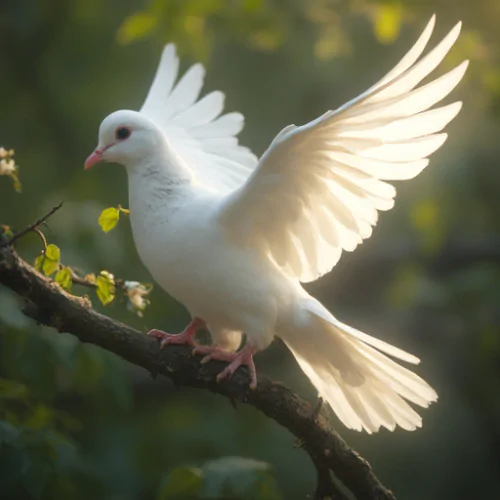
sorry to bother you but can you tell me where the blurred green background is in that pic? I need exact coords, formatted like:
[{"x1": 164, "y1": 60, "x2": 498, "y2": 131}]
[{"x1": 1, "y1": 0, "x2": 500, "y2": 498}]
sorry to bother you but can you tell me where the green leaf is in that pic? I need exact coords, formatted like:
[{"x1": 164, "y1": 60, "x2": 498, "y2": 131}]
[
  {"x1": 42, "y1": 259, "x2": 59, "y2": 276},
  {"x1": 34, "y1": 255, "x2": 44, "y2": 271},
  {"x1": 96, "y1": 271, "x2": 115, "y2": 305},
  {"x1": 200, "y1": 457, "x2": 281, "y2": 499},
  {"x1": 98, "y1": 207, "x2": 120, "y2": 233},
  {"x1": 42, "y1": 244, "x2": 61, "y2": 276},
  {"x1": 117, "y1": 12, "x2": 158, "y2": 45},
  {"x1": 45, "y1": 244, "x2": 60, "y2": 261},
  {"x1": 55, "y1": 267, "x2": 72, "y2": 291},
  {"x1": 158, "y1": 466, "x2": 203, "y2": 500}
]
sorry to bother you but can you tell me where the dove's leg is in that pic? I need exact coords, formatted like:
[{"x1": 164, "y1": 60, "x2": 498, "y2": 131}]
[
  {"x1": 147, "y1": 317, "x2": 205, "y2": 348},
  {"x1": 193, "y1": 343, "x2": 258, "y2": 389}
]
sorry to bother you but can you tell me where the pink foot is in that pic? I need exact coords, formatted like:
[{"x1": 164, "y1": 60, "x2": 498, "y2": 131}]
[
  {"x1": 147, "y1": 317, "x2": 205, "y2": 348},
  {"x1": 194, "y1": 344, "x2": 258, "y2": 389},
  {"x1": 192, "y1": 345, "x2": 236, "y2": 364},
  {"x1": 148, "y1": 329, "x2": 196, "y2": 347}
]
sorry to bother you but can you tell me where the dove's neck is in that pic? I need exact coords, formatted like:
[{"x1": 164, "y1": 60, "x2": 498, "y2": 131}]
[{"x1": 125, "y1": 143, "x2": 195, "y2": 217}]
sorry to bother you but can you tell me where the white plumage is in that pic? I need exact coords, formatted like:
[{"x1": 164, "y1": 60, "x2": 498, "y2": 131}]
[
  {"x1": 221, "y1": 17, "x2": 466, "y2": 282},
  {"x1": 140, "y1": 44, "x2": 257, "y2": 194},
  {"x1": 86, "y1": 16, "x2": 467, "y2": 433}
]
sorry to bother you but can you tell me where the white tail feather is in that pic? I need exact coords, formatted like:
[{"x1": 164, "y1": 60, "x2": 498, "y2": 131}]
[{"x1": 281, "y1": 299, "x2": 437, "y2": 433}]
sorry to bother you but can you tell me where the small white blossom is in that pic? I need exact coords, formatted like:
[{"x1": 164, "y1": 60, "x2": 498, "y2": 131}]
[
  {"x1": 124, "y1": 281, "x2": 151, "y2": 317},
  {"x1": 0, "y1": 159, "x2": 16, "y2": 176},
  {"x1": 0, "y1": 147, "x2": 13, "y2": 159},
  {"x1": 0, "y1": 148, "x2": 21, "y2": 191},
  {"x1": 124, "y1": 280, "x2": 140, "y2": 290}
]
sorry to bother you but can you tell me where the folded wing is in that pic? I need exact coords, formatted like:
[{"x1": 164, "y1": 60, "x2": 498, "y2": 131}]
[
  {"x1": 220, "y1": 16, "x2": 468, "y2": 282},
  {"x1": 140, "y1": 45, "x2": 257, "y2": 194}
]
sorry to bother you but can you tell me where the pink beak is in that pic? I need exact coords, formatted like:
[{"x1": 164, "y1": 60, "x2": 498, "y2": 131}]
[
  {"x1": 84, "y1": 144, "x2": 113, "y2": 170},
  {"x1": 84, "y1": 150, "x2": 103, "y2": 170}
]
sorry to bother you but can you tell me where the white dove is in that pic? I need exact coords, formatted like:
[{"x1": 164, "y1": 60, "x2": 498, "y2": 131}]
[{"x1": 85, "y1": 16, "x2": 467, "y2": 433}]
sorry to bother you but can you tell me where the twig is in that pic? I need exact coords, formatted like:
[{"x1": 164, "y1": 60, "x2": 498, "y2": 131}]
[
  {"x1": 69, "y1": 269, "x2": 96, "y2": 289},
  {"x1": 69, "y1": 269, "x2": 128, "y2": 292},
  {"x1": 0, "y1": 239, "x2": 396, "y2": 500},
  {"x1": 6, "y1": 202, "x2": 63, "y2": 247},
  {"x1": 32, "y1": 229, "x2": 47, "y2": 250},
  {"x1": 3, "y1": 204, "x2": 129, "y2": 294}
]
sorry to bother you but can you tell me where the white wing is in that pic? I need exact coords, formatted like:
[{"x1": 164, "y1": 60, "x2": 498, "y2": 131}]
[
  {"x1": 220, "y1": 16, "x2": 468, "y2": 282},
  {"x1": 140, "y1": 44, "x2": 257, "y2": 194}
]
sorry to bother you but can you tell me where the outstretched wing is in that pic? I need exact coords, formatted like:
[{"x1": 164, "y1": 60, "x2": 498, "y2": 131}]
[
  {"x1": 220, "y1": 16, "x2": 468, "y2": 282},
  {"x1": 140, "y1": 45, "x2": 257, "y2": 194}
]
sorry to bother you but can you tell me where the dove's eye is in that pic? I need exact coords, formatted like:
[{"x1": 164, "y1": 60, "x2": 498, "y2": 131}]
[{"x1": 115, "y1": 127, "x2": 131, "y2": 140}]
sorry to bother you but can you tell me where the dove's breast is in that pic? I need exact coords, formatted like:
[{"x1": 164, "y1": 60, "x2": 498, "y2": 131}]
[{"x1": 128, "y1": 185, "x2": 295, "y2": 348}]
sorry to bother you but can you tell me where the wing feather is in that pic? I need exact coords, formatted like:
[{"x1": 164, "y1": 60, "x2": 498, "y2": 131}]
[
  {"x1": 140, "y1": 45, "x2": 257, "y2": 193},
  {"x1": 220, "y1": 18, "x2": 467, "y2": 282}
]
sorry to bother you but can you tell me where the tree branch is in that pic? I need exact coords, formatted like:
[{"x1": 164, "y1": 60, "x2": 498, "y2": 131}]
[
  {"x1": 0, "y1": 239, "x2": 395, "y2": 500},
  {"x1": 4, "y1": 201, "x2": 63, "y2": 247}
]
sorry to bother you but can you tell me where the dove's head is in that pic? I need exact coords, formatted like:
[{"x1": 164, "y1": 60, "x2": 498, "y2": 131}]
[{"x1": 85, "y1": 110, "x2": 163, "y2": 170}]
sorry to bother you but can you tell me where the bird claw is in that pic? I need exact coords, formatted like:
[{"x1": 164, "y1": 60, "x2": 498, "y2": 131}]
[
  {"x1": 147, "y1": 329, "x2": 197, "y2": 348},
  {"x1": 192, "y1": 345, "x2": 236, "y2": 364},
  {"x1": 194, "y1": 344, "x2": 258, "y2": 389},
  {"x1": 147, "y1": 317, "x2": 205, "y2": 348}
]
